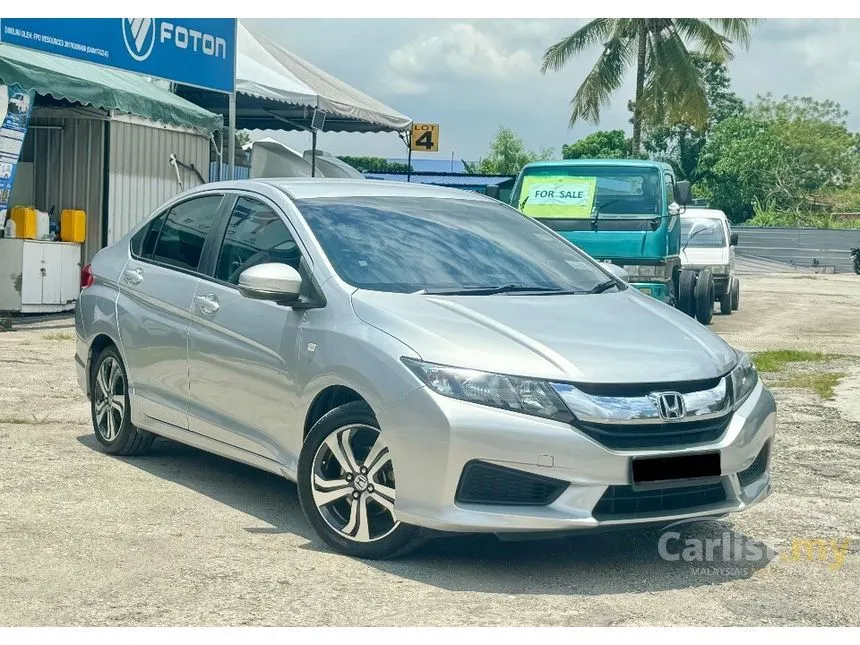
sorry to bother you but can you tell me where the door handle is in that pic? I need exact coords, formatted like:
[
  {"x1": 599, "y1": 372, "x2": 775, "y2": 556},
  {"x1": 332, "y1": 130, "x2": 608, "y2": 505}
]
[
  {"x1": 123, "y1": 268, "x2": 143, "y2": 285},
  {"x1": 194, "y1": 294, "x2": 220, "y2": 315}
]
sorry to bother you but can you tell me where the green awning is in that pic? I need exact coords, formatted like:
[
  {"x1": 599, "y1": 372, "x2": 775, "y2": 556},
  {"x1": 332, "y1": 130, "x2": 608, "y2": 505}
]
[{"x1": 0, "y1": 43, "x2": 222, "y2": 135}]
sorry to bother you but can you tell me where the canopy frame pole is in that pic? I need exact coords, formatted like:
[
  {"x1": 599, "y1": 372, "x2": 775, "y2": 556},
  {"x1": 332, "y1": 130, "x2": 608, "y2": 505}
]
[
  {"x1": 311, "y1": 130, "x2": 317, "y2": 177},
  {"x1": 227, "y1": 92, "x2": 236, "y2": 180},
  {"x1": 406, "y1": 128, "x2": 412, "y2": 183}
]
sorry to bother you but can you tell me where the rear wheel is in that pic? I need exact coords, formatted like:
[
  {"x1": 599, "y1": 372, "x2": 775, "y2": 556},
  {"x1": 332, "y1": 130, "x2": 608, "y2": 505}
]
[
  {"x1": 694, "y1": 268, "x2": 715, "y2": 325},
  {"x1": 731, "y1": 278, "x2": 740, "y2": 311},
  {"x1": 719, "y1": 291, "x2": 732, "y2": 315},
  {"x1": 90, "y1": 346, "x2": 153, "y2": 456},
  {"x1": 298, "y1": 400, "x2": 423, "y2": 559}
]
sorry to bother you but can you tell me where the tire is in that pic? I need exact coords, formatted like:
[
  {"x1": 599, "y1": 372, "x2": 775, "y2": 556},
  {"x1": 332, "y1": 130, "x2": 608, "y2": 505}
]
[
  {"x1": 694, "y1": 268, "x2": 715, "y2": 325},
  {"x1": 298, "y1": 400, "x2": 423, "y2": 559},
  {"x1": 90, "y1": 346, "x2": 154, "y2": 456},
  {"x1": 678, "y1": 269, "x2": 697, "y2": 317},
  {"x1": 719, "y1": 291, "x2": 732, "y2": 315},
  {"x1": 731, "y1": 278, "x2": 740, "y2": 311}
]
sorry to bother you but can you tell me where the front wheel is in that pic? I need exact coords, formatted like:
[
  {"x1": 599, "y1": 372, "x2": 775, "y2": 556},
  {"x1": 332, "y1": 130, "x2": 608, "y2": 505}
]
[
  {"x1": 854, "y1": 258, "x2": 860, "y2": 275},
  {"x1": 298, "y1": 400, "x2": 423, "y2": 559},
  {"x1": 678, "y1": 269, "x2": 697, "y2": 318},
  {"x1": 731, "y1": 278, "x2": 740, "y2": 311},
  {"x1": 694, "y1": 268, "x2": 715, "y2": 325}
]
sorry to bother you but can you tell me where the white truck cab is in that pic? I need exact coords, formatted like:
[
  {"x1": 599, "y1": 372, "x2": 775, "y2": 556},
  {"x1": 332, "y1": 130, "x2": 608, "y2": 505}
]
[{"x1": 680, "y1": 208, "x2": 740, "y2": 315}]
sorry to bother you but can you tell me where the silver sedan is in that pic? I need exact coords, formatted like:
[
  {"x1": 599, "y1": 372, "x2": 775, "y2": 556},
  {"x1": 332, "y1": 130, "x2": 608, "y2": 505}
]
[{"x1": 75, "y1": 179, "x2": 776, "y2": 559}]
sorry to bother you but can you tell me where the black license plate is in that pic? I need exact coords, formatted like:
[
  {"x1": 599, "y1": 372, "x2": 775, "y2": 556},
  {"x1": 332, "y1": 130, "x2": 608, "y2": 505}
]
[{"x1": 632, "y1": 451, "x2": 720, "y2": 485}]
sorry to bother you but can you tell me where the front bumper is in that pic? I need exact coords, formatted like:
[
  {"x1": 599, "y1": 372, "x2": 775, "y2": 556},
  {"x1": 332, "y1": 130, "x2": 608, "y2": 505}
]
[{"x1": 378, "y1": 380, "x2": 776, "y2": 534}]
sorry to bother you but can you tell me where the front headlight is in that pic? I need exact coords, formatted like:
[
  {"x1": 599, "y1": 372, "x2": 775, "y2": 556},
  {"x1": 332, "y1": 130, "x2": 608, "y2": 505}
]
[
  {"x1": 730, "y1": 353, "x2": 759, "y2": 408},
  {"x1": 401, "y1": 358, "x2": 573, "y2": 422},
  {"x1": 622, "y1": 264, "x2": 670, "y2": 280}
]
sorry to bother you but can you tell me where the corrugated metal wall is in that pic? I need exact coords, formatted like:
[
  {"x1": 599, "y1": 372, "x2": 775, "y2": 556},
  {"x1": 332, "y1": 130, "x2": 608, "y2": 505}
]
[
  {"x1": 29, "y1": 115, "x2": 105, "y2": 263},
  {"x1": 734, "y1": 226, "x2": 860, "y2": 273},
  {"x1": 106, "y1": 120, "x2": 209, "y2": 245}
]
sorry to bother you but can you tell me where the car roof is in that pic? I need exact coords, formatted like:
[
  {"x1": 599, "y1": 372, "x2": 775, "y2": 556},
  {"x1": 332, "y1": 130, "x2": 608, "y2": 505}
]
[
  {"x1": 520, "y1": 158, "x2": 674, "y2": 172},
  {"x1": 681, "y1": 208, "x2": 728, "y2": 220},
  {"x1": 195, "y1": 178, "x2": 495, "y2": 202}
]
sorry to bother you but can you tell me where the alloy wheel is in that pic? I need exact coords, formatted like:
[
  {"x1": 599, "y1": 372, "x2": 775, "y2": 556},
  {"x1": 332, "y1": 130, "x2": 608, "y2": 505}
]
[
  {"x1": 311, "y1": 424, "x2": 399, "y2": 543},
  {"x1": 94, "y1": 357, "x2": 126, "y2": 442}
]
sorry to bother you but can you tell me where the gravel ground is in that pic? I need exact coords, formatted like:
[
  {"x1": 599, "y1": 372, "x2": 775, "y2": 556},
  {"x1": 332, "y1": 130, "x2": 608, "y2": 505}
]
[{"x1": 1, "y1": 273, "x2": 858, "y2": 626}]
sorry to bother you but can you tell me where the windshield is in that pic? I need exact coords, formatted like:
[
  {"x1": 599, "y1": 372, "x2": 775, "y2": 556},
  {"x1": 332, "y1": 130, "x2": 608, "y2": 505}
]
[
  {"x1": 294, "y1": 196, "x2": 618, "y2": 294},
  {"x1": 682, "y1": 217, "x2": 727, "y2": 248},
  {"x1": 513, "y1": 165, "x2": 662, "y2": 218}
]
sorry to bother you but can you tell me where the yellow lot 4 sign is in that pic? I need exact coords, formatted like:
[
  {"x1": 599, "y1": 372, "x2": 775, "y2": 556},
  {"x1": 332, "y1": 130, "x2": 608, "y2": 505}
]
[{"x1": 410, "y1": 123, "x2": 439, "y2": 152}]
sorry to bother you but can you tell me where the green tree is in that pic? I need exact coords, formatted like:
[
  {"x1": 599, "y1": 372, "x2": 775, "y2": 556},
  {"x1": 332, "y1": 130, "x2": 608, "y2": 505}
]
[
  {"x1": 472, "y1": 127, "x2": 553, "y2": 175},
  {"x1": 697, "y1": 95, "x2": 860, "y2": 221},
  {"x1": 643, "y1": 54, "x2": 745, "y2": 181},
  {"x1": 562, "y1": 130, "x2": 632, "y2": 159},
  {"x1": 541, "y1": 19, "x2": 756, "y2": 155},
  {"x1": 235, "y1": 130, "x2": 251, "y2": 148},
  {"x1": 337, "y1": 156, "x2": 411, "y2": 173}
]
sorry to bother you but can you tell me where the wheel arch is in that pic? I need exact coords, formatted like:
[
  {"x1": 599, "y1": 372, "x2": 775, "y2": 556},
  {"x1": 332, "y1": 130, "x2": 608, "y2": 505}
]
[{"x1": 304, "y1": 385, "x2": 369, "y2": 438}]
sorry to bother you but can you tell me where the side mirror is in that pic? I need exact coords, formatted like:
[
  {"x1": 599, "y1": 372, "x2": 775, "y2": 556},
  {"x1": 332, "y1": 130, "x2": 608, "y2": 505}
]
[
  {"x1": 603, "y1": 263, "x2": 629, "y2": 283},
  {"x1": 674, "y1": 181, "x2": 692, "y2": 206},
  {"x1": 238, "y1": 263, "x2": 302, "y2": 303},
  {"x1": 730, "y1": 232, "x2": 739, "y2": 246}
]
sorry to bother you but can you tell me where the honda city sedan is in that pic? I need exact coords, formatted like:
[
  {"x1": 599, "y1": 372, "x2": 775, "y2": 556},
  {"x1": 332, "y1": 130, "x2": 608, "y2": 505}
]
[{"x1": 75, "y1": 179, "x2": 776, "y2": 559}]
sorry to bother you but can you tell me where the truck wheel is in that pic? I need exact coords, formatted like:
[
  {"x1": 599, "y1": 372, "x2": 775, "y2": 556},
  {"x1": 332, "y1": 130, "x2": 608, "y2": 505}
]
[
  {"x1": 730, "y1": 278, "x2": 740, "y2": 311},
  {"x1": 719, "y1": 293, "x2": 732, "y2": 315},
  {"x1": 694, "y1": 268, "x2": 715, "y2": 325},
  {"x1": 678, "y1": 269, "x2": 697, "y2": 317}
]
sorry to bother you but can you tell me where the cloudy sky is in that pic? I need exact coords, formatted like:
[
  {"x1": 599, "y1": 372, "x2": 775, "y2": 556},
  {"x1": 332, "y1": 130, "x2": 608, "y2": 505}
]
[{"x1": 241, "y1": 18, "x2": 860, "y2": 162}]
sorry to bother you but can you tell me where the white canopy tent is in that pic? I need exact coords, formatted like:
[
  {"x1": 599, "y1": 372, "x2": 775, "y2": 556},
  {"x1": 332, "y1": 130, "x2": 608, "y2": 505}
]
[{"x1": 176, "y1": 22, "x2": 412, "y2": 177}]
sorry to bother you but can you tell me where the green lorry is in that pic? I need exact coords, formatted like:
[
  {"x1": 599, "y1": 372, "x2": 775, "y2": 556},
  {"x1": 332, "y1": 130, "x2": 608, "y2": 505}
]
[{"x1": 511, "y1": 158, "x2": 716, "y2": 325}]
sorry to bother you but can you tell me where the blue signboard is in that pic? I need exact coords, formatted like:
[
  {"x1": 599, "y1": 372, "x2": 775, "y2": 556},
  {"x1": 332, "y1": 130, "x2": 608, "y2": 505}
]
[{"x1": 0, "y1": 18, "x2": 236, "y2": 93}]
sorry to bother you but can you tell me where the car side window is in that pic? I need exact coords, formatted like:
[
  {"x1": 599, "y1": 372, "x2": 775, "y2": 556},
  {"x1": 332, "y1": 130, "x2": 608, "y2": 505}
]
[
  {"x1": 131, "y1": 212, "x2": 166, "y2": 258},
  {"x1": 214, "y1": 196, "x2": 301, "y2": 285},
  {"x1": 664, "y1": 173, "x2": 675, "y2": 203},
  {"x1": 149, "y1": 195, "x2": 224, "y2": 272}
]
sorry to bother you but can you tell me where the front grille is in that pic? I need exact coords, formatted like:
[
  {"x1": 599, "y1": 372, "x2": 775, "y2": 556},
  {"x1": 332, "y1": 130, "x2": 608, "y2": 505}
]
[
  {"x1": 592, "y1": 482, "x2": 728, "y2": 520},
  {"x1": 455, "y1": 461, "x2": 568, "y2": 506},
  {"x1": 738, "y1": 441, "x2": 771, "y2": 486},
  {"x1": 574, "y1": 414, "x2": 732, "y2": 450}
]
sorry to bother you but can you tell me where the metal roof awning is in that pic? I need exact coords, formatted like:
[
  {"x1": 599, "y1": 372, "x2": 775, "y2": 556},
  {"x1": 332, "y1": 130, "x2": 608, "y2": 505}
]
[
  {"x1": 176, "y1": 22, "x2": 412, "y2": 134},
  {"x1": 364, "y1": 173, "x2": 517, "y2": 187},
  {"x1": 0, "y1": 42, "x2": 222, "y2": 135}
]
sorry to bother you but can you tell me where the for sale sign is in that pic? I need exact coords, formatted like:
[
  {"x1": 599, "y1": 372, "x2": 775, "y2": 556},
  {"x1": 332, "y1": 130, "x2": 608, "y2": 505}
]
[{"x1": 518, "y1": 176, "x2": 597, "y2": 219}]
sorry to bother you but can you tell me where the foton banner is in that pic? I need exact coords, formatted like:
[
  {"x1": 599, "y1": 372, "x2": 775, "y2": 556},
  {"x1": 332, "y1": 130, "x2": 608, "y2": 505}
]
[{"x1": 0, "y1": 18, "x2": 236, "y2": 93}]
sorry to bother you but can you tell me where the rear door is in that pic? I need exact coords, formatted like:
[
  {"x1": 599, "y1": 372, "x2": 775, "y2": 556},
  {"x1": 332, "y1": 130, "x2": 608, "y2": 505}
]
[
  {"x1": 117, "y1": 193, "x2": 226, "y2": 430},
  {"x1": 187, "y1": 193, "x2": 306, "y2": 464}
]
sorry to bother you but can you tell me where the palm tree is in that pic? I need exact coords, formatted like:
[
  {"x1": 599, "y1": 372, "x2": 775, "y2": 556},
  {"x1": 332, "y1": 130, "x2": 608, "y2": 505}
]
[{"x1": 541, "y1": 19, "x2": 757, "y2": 155}]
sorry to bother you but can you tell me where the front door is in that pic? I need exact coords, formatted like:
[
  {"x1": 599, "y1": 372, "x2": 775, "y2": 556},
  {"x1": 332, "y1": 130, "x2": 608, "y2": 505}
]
[
  {"x1": 117, "y1": 194, "x2": 224, "y2": 430},
  {"x1": 187, "y1": 195, "x2": 306, "y2": 466}
]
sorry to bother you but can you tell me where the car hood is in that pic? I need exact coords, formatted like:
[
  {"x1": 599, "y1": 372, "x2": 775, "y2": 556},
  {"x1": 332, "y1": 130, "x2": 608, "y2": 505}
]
[
  {"x1": 351, "y1": 288, "x2": 738, "y2": 384},
  {"x1": 681, "y1": 246, "x2": 730, "y2": 266}
]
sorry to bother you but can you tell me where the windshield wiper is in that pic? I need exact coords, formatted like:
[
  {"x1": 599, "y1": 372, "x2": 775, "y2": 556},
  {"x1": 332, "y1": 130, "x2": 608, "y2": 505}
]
[
  {"x1": 419, "y1": 284, "x2": 575, "y2": 296},
  {"x1": 586, "y1": 279, "x2": 620, "y2": 294},
  {"x1": 591, "y1": 199, "x2": 622, "y2": 230},
  {"x1": 683, "y1": 226, "x2": 709, "y2": 252}
]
